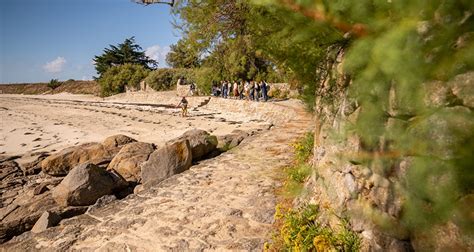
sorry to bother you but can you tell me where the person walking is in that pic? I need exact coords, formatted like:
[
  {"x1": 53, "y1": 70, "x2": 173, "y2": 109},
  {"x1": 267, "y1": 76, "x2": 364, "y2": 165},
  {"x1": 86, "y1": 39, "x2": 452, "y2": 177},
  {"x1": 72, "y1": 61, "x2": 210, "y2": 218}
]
[
  {"x1": 177, "y1": 96, "x2": 189, "y2": 117},
  {"x1": 222, "y1": 81, "x2": 228, "y2": 98},
  {"x1": 244, "y1": 81, "x2": 250, "y2": 100},
  {"x1": 227, "y1": 81, "x2": 232, "y2": 98},
  {"x1": 249, "y1": 81, "x2": 255, "y2": 100},
  {"x1": 262, "y1": 80, "x2": 268, "y2": 101},
  {"x1": 233, "y1": 81, "x2": 239, "y2": 99},
  {"x1": 254, "y1": 81, "x2": 260, "y2": 101},
  {"x1": 189, "y1": 82, "x2": 196, "y2": 96},
  {"x1": 239, "y1": 81, "x2": 244, "y2": 100}
]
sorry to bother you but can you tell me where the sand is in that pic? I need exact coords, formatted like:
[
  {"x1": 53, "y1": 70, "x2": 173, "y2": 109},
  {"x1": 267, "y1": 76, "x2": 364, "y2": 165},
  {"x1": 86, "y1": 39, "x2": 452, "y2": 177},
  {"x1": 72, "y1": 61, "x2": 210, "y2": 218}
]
[
  {"x1": 0, "y1": 92, "x2": 272, "y2": 156},
  {"x1": 0, "y1": 91, "x2": 313, "y2": 251}
]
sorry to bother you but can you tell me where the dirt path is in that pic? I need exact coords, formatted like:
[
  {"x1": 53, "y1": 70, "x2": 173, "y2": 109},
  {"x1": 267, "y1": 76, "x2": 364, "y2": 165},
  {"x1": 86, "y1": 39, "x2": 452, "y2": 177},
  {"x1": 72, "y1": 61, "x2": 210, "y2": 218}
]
[{"x1": 2, "y1": 97, "x2": 312, "y2": 251}]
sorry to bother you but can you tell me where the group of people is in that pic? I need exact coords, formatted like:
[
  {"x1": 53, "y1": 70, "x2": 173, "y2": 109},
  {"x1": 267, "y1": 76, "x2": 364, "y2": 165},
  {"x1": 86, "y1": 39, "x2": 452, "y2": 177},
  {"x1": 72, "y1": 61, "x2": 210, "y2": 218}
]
[
  {"x1": 177, "y1": 80, "x2": 271, "y2": 118},
  {"x1": 211, "y1": 80, "x2": 269, "y2": 102}
]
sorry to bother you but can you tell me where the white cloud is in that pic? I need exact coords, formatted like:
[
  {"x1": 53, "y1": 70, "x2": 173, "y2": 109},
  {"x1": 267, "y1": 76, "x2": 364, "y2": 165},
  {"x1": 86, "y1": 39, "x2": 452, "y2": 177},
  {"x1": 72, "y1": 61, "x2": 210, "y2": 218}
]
[
  {"x1": 145, "y1": 45, "x2": 170, "y2": 67},
  {"x1": 43, "y1": 57, "x2": 66, "y2": 73}
]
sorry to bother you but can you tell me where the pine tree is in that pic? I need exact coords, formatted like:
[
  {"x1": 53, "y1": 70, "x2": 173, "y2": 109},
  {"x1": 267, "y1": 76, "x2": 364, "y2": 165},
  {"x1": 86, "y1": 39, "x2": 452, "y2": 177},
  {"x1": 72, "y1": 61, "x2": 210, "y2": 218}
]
[{"x1": 93, "y1": 37, "x2": 157, "y2": 78}]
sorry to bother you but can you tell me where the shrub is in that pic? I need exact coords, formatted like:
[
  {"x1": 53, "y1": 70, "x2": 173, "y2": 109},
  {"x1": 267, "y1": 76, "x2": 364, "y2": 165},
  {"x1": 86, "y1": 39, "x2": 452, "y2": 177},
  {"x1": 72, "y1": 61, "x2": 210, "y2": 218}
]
[
  {"x1": 170, "y1": 68, "x2": 194, "y2": 88},
  {"x1": 269, "y1": 87, "x2": 290, "y2": 99},
  {"x1": 145, "y1": 68, "x2": 175, "y2": 91},
  {"x1": 47, "y1": 79, "x2": 62, "y2": 90},
  {"x1": 292, "y1": 132, "x2": 314, "y2": 163},
  {"x1": 145, "y1": 68, "x2": 195, "y2": 91},
  {"x1": 193, "y1": 67, "x2": 220, "y2": 95},
  {"x1": 98, "y1": 63, "x2": 149, "y2": 96},
  {"x1": 270, "y1": 204, "x2": 361, "y2": 252}
]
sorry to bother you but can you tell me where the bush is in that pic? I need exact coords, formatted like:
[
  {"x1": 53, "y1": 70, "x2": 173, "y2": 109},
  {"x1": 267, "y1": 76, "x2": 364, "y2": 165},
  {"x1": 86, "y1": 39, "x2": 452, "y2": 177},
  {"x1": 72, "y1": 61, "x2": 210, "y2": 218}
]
[
  {"x1": 47, "y1": 79, "x2": 62, "y2": 90},
  {"x1": 193, "y1": 67, "x2": 220, "y2": 95},
  {"x1": 170, "y1": 68, "x2": 194, "y2": 88},
  {"x1": 269, "y1": 204, "x2": 360, "y2": 252},
  {"x1": 98, "y1": 63, "x2": 149, "y2": 96},
  {"x1": 145, "y1": 68, "x2": 195, "y2": 91},
  {"x1": 292, "y1": 132, "x2": 314, "y2": 163},
  {"x1": 145, "y1": 68, "x2": 175, "y2": 91}
]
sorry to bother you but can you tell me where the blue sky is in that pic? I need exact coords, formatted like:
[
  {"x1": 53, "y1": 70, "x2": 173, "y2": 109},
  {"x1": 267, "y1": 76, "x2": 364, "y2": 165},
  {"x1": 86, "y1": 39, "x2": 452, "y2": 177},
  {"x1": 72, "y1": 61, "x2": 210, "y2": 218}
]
[{"x1": 0, "y1": 0, "x2": 180, "y2": 83}]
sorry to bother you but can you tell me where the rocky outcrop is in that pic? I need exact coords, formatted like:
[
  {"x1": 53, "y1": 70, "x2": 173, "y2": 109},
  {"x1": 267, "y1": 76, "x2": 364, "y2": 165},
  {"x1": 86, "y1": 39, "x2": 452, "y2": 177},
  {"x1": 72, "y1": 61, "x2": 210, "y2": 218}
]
[
  {"x1": 52, "y1": 163, "x2": 127, "y2": 207},
  {"x1": 0, "y1": 188, "x2": 87, "y2": 243},
  {"x1": 107, "y1": 142, "x2": 155, "y2": 182},
  {"x1": 217, "y1": 129, "x2": 249, "y2": 151},
  {"x1": 41, "y1": 135, "x2": 136, "y2": 176},
  {"x1": 170, "y1": 129, "x2": 218, "y2": 161},
  {"x1": 30, "y1": 211, "x2": 61, "y2": 234},
  {"x1": 15, "y1": 152, "x2": 49, "y2": 176},
  {"x1": 140, "y1": 139, "x2": 192, "y2": 188}
]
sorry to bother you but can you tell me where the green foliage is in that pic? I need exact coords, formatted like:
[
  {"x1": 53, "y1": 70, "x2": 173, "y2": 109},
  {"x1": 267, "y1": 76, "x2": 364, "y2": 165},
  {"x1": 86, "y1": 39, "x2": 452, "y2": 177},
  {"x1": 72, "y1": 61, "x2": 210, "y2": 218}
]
[
  {"x1": 193, "y1": 67, "x2": 220, "y2": 95},
  {"x1": 172, "y1": 0, "x2": 474, "y2": 238},
  {"x1": 145, "y1": 68, "x2": 195, "y2": 91},
  {"x1": 249, "y1": 2, "x2": 346, "y2": 111},
  {"x1": 269, "y1": 88, "x2": 290, "y2": 99},
  {"x1": 292, "y1": 132, "x2": 314, "y2": 163},
  {"x1": 287, "y1": 164, "x2": 311, "y2": 184},
  {"x1": 249, "y1": 0, "x2": 474, "y2": 236},
  {"x1": 98, "y1": 63, "x2": 149, "y2": 96},
  {"x1": 166, "y1": 39, "x2": 201, "y2": 68},
  {"x1": 93, "y1": 37, "x2": 157, "y2": 78},
  {"x1": 145, "y1": 68, "x2": 175, "y2": 91},
  {"x1": 172, "y1": 0, "x2": 285, "y2": 82},
  {"x1": 47, "y1": 79, "x2": 61, "y2": 89},
  {"x1": 270, "y1": 204, "x2": 360, "y2": 252},
  {"x1": 281, "y1": 132, "x2": 314, "y2": 197}
]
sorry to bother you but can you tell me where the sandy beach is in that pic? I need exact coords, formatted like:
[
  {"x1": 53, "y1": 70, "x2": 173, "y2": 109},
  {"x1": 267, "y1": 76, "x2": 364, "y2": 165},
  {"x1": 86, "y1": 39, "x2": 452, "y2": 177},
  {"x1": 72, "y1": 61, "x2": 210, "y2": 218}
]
[{"x1": 0, "y1": 92, "x2": 274, "y2": 157}]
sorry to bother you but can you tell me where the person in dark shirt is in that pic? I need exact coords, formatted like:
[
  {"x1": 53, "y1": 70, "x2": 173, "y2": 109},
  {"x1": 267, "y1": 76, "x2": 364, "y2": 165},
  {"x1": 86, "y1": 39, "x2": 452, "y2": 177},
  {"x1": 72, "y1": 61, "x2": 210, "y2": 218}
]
[{"x1": 177, "y1": 96, "x2": 189, "y2": 117}]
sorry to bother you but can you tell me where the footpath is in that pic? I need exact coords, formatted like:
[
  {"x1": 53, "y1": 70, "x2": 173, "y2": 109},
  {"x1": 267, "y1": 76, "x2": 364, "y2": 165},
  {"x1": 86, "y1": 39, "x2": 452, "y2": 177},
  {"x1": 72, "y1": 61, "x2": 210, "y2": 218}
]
[{"x1": 2, "y1": 99, "x2": 312, "y2": 251}]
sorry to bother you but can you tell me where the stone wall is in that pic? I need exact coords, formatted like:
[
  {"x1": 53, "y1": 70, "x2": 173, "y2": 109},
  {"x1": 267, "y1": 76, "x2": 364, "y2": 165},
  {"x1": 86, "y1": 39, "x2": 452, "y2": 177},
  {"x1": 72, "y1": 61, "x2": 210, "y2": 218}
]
[{"x1": 302, "y1": 49, "x2": 473, "y2": 251}]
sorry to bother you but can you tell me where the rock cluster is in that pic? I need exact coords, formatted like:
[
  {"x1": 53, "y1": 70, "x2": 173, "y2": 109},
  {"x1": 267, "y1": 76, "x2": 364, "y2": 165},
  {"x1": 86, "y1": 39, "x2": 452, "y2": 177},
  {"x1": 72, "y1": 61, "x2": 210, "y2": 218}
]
[{"x1": 0, "y1": 129, "x2": 247, "y2": 243}]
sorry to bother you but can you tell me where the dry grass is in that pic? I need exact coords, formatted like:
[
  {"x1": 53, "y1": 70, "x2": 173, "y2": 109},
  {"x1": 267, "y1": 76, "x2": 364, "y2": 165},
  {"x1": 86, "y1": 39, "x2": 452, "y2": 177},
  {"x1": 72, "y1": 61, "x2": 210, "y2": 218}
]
[{"x1": 0, "y1": 80, "x2": 100, "y2": 95}]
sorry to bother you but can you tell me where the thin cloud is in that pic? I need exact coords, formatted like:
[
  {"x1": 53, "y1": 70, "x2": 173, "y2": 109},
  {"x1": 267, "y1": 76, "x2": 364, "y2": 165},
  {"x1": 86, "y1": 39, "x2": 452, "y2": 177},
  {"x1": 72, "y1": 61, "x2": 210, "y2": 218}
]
[
  {"x1": 43, "y1": 57, "x2": 66, "y2": 73},
  {"x1": 145, "y1": 45, "x2": 170, "y2": 67}
]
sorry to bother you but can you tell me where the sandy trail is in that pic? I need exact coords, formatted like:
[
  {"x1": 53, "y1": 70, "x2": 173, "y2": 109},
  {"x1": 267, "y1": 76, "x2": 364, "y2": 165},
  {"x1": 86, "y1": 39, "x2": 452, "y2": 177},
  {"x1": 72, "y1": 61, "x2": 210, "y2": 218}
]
[{"x1": 0, "y1": 93, "x2": 270, "y2": 156}]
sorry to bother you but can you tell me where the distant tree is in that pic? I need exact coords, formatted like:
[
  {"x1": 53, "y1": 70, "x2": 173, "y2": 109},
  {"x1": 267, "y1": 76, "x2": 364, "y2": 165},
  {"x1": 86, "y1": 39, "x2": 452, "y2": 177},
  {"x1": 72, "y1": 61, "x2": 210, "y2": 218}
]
[
  {"x1": 166, "y1": 39, "x2": 201, "y2": 68},
  {"x1": 47, "y1": 79, "x2": 62, "y2": 89},
  {"x1": 93, "y1": 37, "x2": 157, "y2": 78},
  {"x1": 98, "y1": 63, "x2": 149, "y2": 96}
]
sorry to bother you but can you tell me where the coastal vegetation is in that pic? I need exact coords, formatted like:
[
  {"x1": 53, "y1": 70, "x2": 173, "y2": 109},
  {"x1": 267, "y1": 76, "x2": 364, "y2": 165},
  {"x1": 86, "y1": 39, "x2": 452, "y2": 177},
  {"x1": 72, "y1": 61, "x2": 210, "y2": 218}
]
[
  {"x1": 93, "y1": 37, "x2": 157, "y2": 96},
  {"x1": 162, "y1": 0, "x2": 473, "y2": 250},
  {"x1": 98, "y1": 63, "x2": 150, "y2": 96},
  {"x1": 269, "y1": 132, "x2": 361, "y2": 251},
  {"x1": 47, "y1": 79, "x2": 62, "y2": 90}
]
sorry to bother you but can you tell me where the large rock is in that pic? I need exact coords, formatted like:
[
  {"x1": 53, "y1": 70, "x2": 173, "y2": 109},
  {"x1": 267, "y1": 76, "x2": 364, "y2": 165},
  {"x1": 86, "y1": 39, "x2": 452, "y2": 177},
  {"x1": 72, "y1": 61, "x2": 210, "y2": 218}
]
[
  {"x1": 140, "y1": 139, "x2": 192, "y2": 187},
  {"x1": 103, "y1": 134, "x2": 137, "y2": 149},
  {"x1": 107, "y1": 142, "x2": 155, "y2": 182},
  {"x1": 448, "y1": 71, "x2": 474, "y2": 108},
  {"x1": 408, "y1": 106, "x2": 473, "y2": 159},
  {"x1": 217, "y1": 130, "x2": 249, "y2": 151},
  {"x1": 31, "y1": 211, "x2": 61, "y2": 233},
  {"x1": 171, "y1": 129, "x2": 218, "y2": 161},
  {"x1": 41, "y1": 135, "x2": 136, "y2": 176},
  {"x1": 52, "y1": 163, "x2": 126, "y2": 206},
  {"x1": 1, "y1": 192, "x2": 57, "y2": 243}
]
